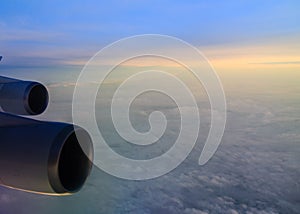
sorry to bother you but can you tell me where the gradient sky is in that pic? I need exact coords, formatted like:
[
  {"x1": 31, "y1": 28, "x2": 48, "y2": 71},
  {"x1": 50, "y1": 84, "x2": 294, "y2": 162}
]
[
  {"x1": 1, "y1": 2, "x2": 300, "y2": 213},
  {"x1": 0, "y1": 0, "x2": 300, "y2": 69}
]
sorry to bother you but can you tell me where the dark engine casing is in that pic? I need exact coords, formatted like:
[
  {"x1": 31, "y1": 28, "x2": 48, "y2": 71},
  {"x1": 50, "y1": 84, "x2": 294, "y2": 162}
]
[
  {"x1": 0, "y1": 112, "x2": 94, "y2": 194},
  {"x1": 0, "y1": 75, "x2": 93, "y2": 195},
  {"x1": 0, "y1": 76, "x2": 48, "y2": 115}
]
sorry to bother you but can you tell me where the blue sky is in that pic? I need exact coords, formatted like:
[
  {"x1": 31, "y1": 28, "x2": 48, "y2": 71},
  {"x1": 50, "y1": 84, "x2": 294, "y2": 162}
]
[{"x1": 0, "y1": 0, "x2": 299, "y2": 67}]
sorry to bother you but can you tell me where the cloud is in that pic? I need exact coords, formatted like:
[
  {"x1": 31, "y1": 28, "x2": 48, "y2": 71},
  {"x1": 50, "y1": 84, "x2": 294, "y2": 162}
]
[
  {"x1": 249, "y1": 61, "x2": 300, "y2": 65},
  {"x1": 0, "y1": 74, "x2": 299, "y2": 214},
  {"x1": 0, "y1": 28, "x2": 64, "y2": 42}
]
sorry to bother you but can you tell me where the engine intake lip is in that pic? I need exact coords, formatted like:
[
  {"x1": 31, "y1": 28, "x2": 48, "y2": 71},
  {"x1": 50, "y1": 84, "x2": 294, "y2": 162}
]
[
  {"x1": 24, "y1": 82, "x2": 49, "y2": 115},
  {"x1": 48, "y1": 125, "x2": 93, "y2": 194}
]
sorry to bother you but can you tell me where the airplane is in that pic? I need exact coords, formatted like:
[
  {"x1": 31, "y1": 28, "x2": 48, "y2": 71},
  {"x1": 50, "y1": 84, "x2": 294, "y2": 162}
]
[{"x1": 0, "y1": 56, "x2": 93, "y2": 195}]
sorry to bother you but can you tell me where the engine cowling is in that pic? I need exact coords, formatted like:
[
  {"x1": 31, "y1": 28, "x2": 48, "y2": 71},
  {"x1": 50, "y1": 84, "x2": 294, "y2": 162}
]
[
  {"x1": 0, "y1": 76, "x2": 48, "y2": 115},
  {"x1": 0, "y1": 112, "x2": 94, "y2": 194}
]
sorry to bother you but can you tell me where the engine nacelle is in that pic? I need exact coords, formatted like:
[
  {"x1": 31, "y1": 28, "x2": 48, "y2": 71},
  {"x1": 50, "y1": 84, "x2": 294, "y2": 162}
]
[
  {"x1": 0, "y1": 113, "x2": 94, "y2": 194},
  {"x1": 0, "y1": 76, "x2": 48, "y2": 115}
]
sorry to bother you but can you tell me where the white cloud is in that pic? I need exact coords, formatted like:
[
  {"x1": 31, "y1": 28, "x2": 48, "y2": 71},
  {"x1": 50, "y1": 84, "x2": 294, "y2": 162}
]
[{"x1": 0, "y1": 78, "x2": 299, "y2": 214}]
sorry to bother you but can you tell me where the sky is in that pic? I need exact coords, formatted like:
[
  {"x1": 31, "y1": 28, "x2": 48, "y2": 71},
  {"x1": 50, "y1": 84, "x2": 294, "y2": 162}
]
[
  {"x1": 0, "y1": 0, "x2": 300, "y2": 69},
  {"x1": 0, "y1": 1, "x2": 300, "y2": 214}
]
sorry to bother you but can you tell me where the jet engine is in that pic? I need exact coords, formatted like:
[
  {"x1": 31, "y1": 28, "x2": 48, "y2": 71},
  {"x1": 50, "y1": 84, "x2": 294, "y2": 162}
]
[
  {"x1": 0, "y1": 75, "x2": 93, "y2": 195},
  {"x1": 0, "y1": 76, "x2": 49, "y2": 115}
]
